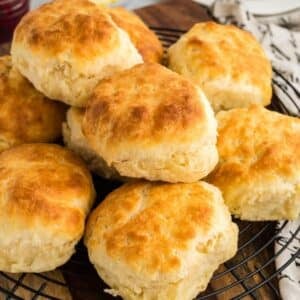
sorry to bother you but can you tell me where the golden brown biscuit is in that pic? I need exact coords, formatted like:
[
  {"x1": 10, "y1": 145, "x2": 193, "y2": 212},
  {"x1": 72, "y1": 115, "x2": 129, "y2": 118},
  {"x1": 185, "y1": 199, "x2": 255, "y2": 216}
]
[
  {"x1": 83, "y1": 63, "x2": 218, "y2": 183},
  {"x1": 85, "y1": 181, "x2": 238, "y2": 300},
  {"x1": 11, "y1": 0, "x2": 142, "y2": 107},
  {"x1": 207, "y1": 106, "x2": 300, "y2": 220},
  {"x1": 0, "y1": 144, "x2": 95, "y2": 272},
  {"x1": 107, "y1": 7, "x2": 163, "y2": 63},
  {"x1": 0, "y1": 56, "x2": 66, "y2": 152},
  {"x1": 168, "y1": 22, "x2": 272, "y2": 112},
  {"x1": 63, "y1": 107, "x2": 122, "y2": 180}
]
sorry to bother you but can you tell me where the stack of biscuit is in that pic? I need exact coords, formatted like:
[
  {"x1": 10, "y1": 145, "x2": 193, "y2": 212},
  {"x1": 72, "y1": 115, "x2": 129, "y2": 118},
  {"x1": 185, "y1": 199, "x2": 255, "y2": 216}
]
[{"x1": 0, "y1": 0, "x2": 299, "y2": 299}]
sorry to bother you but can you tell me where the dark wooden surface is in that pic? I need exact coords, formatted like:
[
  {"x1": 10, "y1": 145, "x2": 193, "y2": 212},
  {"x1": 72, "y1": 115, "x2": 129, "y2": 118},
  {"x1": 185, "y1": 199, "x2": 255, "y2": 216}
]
[
  {"x1": 136, "y1": 0, "x2": 211, "y2": 30},
  {"x1": 0, "y1": 1, "x2": 280, "y2": 299}
]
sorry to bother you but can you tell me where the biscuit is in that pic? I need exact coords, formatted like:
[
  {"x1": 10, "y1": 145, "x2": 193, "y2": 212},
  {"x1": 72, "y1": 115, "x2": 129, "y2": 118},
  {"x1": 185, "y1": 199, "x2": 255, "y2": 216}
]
[
  {"x1": 63, "y1": 107, "x2": 121, "y2": 180},
  {"x1": 83, "y1": 63, "x2": 218, "y2": 183},
  {"x1": 168, "y1": 22, "x2": 272, "y2": 112},
  {"x1": 207, "y1": 105, "x2": 300, "y2": 220},
  {"x1": 85, "y1": 181, "x2": 238, "y2": 300},
  {"x1": 11, "y1": 0, "x2": 142, "y2": 107},
  {"x1": 107, "y1": 7, "x2": 163, "y2": 63},
  {"x1": 0, "y1": 144, "x2": 95, "y2": 272},
  {"x1": 0, "y1": 56, "x2": 66, "y2": 152}
]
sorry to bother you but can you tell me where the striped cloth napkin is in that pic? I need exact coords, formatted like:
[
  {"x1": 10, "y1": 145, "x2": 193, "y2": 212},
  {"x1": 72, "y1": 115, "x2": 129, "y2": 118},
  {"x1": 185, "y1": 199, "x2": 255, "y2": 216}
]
[{"x1": 194, "y1": 1, "x2": 300, "y2": 299}]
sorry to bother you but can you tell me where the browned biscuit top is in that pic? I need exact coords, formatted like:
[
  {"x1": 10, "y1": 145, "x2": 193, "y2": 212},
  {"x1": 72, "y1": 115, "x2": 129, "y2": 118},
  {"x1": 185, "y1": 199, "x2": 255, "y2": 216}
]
[
  {"x1": 13, "y1": 0, "x2": 119, "y2": 59},
  {"x1": 0, "y1": 144, "x2": 95, "y2": 237},
  {"x1": 168, "y1": 22, "x2": 272, "y2": 106},
  {"x1": 83, "y1": 63, "x2": 208, "y2": 151},
  {"x1": 0, "y1": 56, "x2": 66, "y2": 151},
  {"x1": 85, "y1": 181, "x2": 220, "y2": 275},
  {"x1": 208, "y1": 106, "x2": 300, "y2": 189},
  {"x1": 108, "y1": 7, "x2": 163, "y2": 63}
]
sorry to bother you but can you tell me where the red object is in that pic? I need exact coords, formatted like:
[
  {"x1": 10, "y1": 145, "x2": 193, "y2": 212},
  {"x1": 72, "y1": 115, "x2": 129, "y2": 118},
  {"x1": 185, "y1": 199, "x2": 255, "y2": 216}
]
[{"x1": 0, "y1": 0, "x2": 29, "y2": 43}]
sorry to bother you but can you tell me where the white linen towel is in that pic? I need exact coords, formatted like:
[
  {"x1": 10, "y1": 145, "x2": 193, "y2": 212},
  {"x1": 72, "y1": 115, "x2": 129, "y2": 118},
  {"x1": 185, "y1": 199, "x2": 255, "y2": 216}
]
[{"x1": 194, "y1": 1, "x2": 300, "y2": 299}]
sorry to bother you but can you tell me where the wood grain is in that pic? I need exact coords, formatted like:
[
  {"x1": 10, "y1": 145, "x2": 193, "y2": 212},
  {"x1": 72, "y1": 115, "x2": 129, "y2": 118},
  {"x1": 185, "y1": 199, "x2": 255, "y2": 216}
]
[
  {"x1": 136, "y1": 0, "x2": 211, "y2": 30},
  {"x1": 0, "y1": 43, "x2": 10, "y2": 56},
  {"x1": 0, "y1": 271, "x2": 71, "y2": 299}
]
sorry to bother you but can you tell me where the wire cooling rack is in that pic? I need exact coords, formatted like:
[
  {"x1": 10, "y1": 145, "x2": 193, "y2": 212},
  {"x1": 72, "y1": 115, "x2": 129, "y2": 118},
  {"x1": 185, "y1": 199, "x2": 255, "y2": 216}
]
[{"x1": 0, "y1": 27, "x2": 299, "y2": 300}]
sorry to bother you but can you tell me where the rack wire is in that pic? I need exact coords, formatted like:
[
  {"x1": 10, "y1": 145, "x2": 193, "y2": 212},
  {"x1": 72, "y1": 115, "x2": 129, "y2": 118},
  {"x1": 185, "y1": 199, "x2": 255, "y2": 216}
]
[{"x1": 0, "y1": 27, "x2": 299, "y2": 300}]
